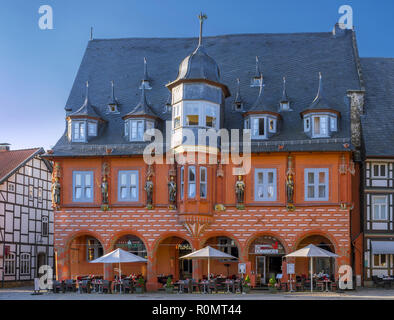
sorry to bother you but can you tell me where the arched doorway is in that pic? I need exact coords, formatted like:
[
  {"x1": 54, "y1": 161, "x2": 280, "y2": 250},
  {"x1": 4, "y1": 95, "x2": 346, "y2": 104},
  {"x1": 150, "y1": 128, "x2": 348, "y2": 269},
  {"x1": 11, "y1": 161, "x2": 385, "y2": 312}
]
[
  {"x1": 68, "y1": 235, "x2": 104, "y2": 278},
  {"x1": 203, "y1": 236, "x2": 239, "y2": 277},
  {"x1": 296, "y1": 235, "x2": 336, "y2": 278},
  {"x1": 113, "y1": 234, "x2": 147, "y2": 277},
  {"x1": 248, "y1": 235, "x2": 286, "y2": 286},
  {"x1": 156, "y1": 236, "x2": 192, "y2": 282},
  {"x1": 36, "y1": 252, "x2": 46, "y2": 277}
]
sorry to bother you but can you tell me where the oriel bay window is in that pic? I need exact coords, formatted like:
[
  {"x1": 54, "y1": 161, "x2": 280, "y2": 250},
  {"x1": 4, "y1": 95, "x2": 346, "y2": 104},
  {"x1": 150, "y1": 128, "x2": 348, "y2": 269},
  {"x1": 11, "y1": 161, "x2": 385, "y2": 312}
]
[
  {"x1": 255, "y1": 169, "x2": 277, "y2": 201},
  {"x1": 305, "y1": 168, "x2": 329, "y2": 201},
  {"x1": 73, "y1": 171, "x2": 94, "y2": 202},
  {"x1": 118, "y1": 170, "x2": 139, "y2": 202}
]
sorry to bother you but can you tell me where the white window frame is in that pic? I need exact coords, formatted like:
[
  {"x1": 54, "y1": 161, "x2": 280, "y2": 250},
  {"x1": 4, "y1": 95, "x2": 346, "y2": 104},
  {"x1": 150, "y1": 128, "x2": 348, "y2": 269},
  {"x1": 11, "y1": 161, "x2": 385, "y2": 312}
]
[
  {"x1": 200, "y1": 167, "x2": 207, "y2": 199},
  {"x1": 42, "y1": 216, "x2": 49, "y2": 237},
  {"x1": 73, "y1": 171, "x2": 94, "y2": 203},
  {"x1": 87, "y1": 121, "x2": 97, "y2": 137},
  {"x1": 312, "y1": 115, "x2": 329, "y2": 138},
  {"x1": 372, "y1": 163, "x2": 388, "y2": 178},
  {"x1": 304, "y1": 117, "x2": 311, "y2": 132},
  {"x1": 20, "y1": 253, "x2": 31, "y2": 275},
  {"x1": 251, "y1": 117, "x2": 267, "y2": 139},
  {"x1": 130, "y1": 120, "x2": 145, "y2": 141},
  {"x1": 373, "y1": 254, "x2": 388, "y2": 267},
  {"x1": 254, "y1": 169, "x2": 277, "y2": 201},
  {"x1": 330, "y1": 116, "x2": 337, "y2": 132},
  {"x1": 72, "y1": 121, "x2": 86, "y2": 142},
  {"x1": 372, "y1": 195, "x2": 388, "y2": 221},
  {"x1": 188, "y1": 166, "x2": 196, "y2": 199},
  {"x1": 305, "y1": 168, "x2": 329, "y2": 201},
  {"x1": 118, "y1": 170, "x2": 139, "y2": 202},
  {"x1": 4, "y1": 253, "x2": 15, "y2": 275}
]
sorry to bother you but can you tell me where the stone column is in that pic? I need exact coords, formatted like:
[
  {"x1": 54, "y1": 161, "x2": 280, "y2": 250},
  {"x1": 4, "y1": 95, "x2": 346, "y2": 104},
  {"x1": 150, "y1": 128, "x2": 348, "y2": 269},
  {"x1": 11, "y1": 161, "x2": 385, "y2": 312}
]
[{"x1": 146, "y1": 251, "x2": 158, "y2": 291}]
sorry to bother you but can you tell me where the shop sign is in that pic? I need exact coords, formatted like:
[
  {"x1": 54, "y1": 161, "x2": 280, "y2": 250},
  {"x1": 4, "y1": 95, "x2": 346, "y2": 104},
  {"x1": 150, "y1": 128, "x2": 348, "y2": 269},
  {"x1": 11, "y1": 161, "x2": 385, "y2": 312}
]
[
  {"x1": 238, "y1": 263, "x2": 246, "y2": 274},
  {"x1": 287, "y1": 263, "x2": 295, "y2": 274},
  {"x1": 255, "y1": 244, "x2": 279, "y2": 255}
]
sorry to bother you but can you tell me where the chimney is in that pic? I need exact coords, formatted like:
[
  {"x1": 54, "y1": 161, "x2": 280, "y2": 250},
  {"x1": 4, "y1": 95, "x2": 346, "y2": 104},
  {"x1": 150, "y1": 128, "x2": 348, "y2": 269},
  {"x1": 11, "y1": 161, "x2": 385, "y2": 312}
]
[{"x1": 0, "y1": 143, "x2": 10, "y2": 152}]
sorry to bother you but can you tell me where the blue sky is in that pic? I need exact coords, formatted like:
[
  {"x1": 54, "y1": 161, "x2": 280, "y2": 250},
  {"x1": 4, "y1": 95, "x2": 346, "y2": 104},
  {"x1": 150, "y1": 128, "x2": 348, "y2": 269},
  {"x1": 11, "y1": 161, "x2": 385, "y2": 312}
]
[{"x1": 0, "y1": 0, "x2": 393, "y2": 150}]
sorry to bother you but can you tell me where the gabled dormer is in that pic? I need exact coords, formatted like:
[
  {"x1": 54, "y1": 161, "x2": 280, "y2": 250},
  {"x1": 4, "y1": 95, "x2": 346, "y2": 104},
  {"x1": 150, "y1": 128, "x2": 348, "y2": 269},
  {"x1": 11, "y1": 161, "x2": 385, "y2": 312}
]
[
  {"x1": 243, "y1": 75, "x2": 281, "y2": 140},
  {"x1": 122, "y1": 86, "x2": 160, "y2": 142},
  {"x1": 67, "y1": 81, "x2": 104, "y2": 143},
  {"x1": 301, "y1": 73, "x2": 340, "y2": 139}
]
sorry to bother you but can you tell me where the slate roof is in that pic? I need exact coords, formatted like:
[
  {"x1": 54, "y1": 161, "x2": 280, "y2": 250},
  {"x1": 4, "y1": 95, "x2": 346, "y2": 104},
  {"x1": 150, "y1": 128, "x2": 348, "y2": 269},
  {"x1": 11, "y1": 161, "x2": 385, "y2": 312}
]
[
  {"x1": 69, "y1": 82, "x2": 102, "y2": 120},
  {"x1": 360, "y1": 58, "x2": 394, "y2": 157},
  {"x1": 0, "y1": 148, "x2": 44, "y2": 184},
  {"x1": 50, "y1": 30, "x2": 362, "y2": 157},
  {"x1": 123, "y1": 86, "x2": 159, "y2": 119}
]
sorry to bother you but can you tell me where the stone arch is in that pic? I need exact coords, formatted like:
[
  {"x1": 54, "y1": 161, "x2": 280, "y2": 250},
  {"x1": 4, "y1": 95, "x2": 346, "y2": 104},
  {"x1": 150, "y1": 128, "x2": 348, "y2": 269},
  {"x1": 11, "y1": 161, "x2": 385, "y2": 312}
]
[
  {"x1": 294, "y1": 230, "x2": 338, "y2": 254},
  {"x1": 245, "y1": 232, "x2": 290, "y2": 256},
  {"x1": 108, "y1": 230, "x2": 149, "y2": 255}
]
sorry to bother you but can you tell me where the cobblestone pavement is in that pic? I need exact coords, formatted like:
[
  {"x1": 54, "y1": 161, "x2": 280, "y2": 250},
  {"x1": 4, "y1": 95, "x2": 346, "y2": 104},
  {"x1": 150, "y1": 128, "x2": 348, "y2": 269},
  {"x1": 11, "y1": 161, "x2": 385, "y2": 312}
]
[{"x1": 0, "y1": 287, "x2": 393, "y2": 300}]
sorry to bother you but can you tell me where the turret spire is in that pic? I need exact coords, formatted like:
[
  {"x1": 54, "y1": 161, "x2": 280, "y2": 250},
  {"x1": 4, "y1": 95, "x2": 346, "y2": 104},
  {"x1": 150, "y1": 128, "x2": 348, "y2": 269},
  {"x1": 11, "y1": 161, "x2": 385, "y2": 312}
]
[
  {"x1": 198, "y1": 12, "x2": 207, "y2": 47},
  {"x1": 281, "y1": 76, "x2": 289, "y2": 103},
  {"x1": 234, "y1": 78, "x2": 244, "y2": 111},
  {"x1": 140, "y1": 57, "x2": 152, "y2": 89}
]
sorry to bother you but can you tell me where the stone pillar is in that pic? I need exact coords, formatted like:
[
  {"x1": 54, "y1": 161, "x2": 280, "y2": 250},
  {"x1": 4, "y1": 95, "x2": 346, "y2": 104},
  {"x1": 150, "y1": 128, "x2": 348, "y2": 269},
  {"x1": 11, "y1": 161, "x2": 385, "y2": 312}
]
[
  {"x1": 191, "y1": 239, "x2": 201, "y2": 280},
  {"x1": 55, "y1": 246, "x2": 68, "y2": 280},
  {"x1": 146, "y1": 251, "x2": 159, "y2": 291}
]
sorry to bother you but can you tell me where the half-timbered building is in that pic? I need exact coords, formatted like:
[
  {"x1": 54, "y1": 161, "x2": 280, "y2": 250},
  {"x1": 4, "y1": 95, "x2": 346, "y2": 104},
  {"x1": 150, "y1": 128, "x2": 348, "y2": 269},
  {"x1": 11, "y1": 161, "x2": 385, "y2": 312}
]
[
  {"x1": 0, "y1": 144, "x2": 54, "y2": 286},
  {"x1": 45, "y1": 20, "x2": 365, "y2": 290},
  {"x1": 360, "y1": 58, "x2": 394, "y2": 284}
]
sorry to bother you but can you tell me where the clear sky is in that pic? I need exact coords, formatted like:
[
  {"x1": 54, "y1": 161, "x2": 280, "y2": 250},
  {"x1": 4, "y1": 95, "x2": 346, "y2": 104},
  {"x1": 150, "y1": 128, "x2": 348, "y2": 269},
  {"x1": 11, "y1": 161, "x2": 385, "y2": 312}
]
[{"x1": 0, "y1": 0, "x2": 393, "y2": 150}]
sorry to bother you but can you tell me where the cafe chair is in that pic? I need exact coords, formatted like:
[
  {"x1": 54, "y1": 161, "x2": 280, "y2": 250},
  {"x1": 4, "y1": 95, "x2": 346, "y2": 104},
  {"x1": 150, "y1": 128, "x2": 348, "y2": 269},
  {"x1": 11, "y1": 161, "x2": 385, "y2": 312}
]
[
  {"x1": 80, "y1": 280, "x2": 91, "y2": 293},
  {"x1": 123, "y1": 279, "x2": 134, "y2": 293},
  {"x1": 52, "y1": 280, "x2": 65, "y2": 293},
  {"x1": 372, "y1": 276, "x2": 385, "y2": 288},
  {"x1": 65, "y1": 279, "x2": 77, "y2": 292},
  {"x1": 209, "y1": 278, "x2": 218, "y2": 294},
  {"x1": 101, "y1": 280, "x2": 112, "y2": 294}
]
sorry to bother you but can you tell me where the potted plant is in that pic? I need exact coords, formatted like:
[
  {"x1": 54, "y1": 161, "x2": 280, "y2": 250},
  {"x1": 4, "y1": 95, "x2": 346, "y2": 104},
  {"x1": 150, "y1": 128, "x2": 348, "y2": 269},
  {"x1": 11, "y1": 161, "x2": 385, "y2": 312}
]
[
  {"x1": 242, "y1": 275, "x2": 251, "y2": 294},
  {"x1": 135, "y1": 277, "x2": 145, "y2": 294},
  {"x1": 164, "y1": 277, "x2": 174, "y2": 294},
  {"x1": 268, "y1": 276, "x2": 277, "y2": 293}
]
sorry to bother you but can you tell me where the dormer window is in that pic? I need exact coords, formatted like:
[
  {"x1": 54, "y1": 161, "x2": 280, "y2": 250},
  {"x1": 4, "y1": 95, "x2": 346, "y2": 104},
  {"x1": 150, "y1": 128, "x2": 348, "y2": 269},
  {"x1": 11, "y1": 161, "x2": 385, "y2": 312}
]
[
  {"x1": 302, "y1": 112, "x2": 338, "y2": 138},
  {"x1": 330, "y1": 116, "x2": 338, "y2": 132},
  {"x1": 304, "y1": 118, "x2": 311, "y2": 132},
  {"x1": 124, "y1": 119, "x2": 155, "y2": 142},
  {"x1": 252, "y1": 117, "x2": 266, "y2": 138},
  {"x1": 313, "y1": 116, "x2": 328, "y2": 137},
  {"x1": 251, "y1": 77, "x2": 262, "y2": 88},
  {"x1": 72, "y1": 121, "x2": 86, "y2": 142},
  {"x1": 280, "y1": 101, "x2": 290, "y2": 111},
  {"x1": 88, "y1": 121, "x2": 97, "y2": 137},
  {"x1": 247, "y1": 115, "x2": 279, "y2": 140},
  {"x1": 108, "y1": 104, "x2": 118, "y2": 113},
  {"x1": 268, "y1": 118, "x2": 277, "y2": 133}
]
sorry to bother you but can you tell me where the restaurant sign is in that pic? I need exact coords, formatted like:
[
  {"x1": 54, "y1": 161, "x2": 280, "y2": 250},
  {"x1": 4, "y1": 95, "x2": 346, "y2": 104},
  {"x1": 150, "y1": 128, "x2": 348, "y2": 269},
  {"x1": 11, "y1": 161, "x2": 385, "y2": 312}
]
[{"x1": 255, "y1": 244, "x2": 279, "y2": 255}]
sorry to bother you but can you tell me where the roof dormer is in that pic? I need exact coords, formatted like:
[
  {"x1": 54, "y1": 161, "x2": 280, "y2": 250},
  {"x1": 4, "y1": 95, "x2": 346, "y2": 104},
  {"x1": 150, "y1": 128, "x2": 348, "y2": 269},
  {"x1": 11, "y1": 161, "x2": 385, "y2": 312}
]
[
  {"x1": 243, "y1": 75, "x2": 281, "y2": 140},
  {"x1": 250, "y1": 56, "x2": 263, "y2": 87},
  {"x1": 107, "y1": 80, "x2": 120, "y2": 114},
  {"x1": 301, "y1": 73, "x2": 340, "y2": 139},
  {"x1": 67, "y1": 81, "x2": 104, "y2": 143}
]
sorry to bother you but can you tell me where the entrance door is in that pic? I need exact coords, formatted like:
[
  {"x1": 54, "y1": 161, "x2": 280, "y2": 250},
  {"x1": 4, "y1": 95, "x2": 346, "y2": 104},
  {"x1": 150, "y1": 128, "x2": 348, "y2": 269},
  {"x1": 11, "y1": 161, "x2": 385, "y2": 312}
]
[
  {"x1": 37, "y1": 253, "x2": 46, "y2": 277},
  {"x1": 256, "y1": 256, "x2": 266, "y2": 285}
]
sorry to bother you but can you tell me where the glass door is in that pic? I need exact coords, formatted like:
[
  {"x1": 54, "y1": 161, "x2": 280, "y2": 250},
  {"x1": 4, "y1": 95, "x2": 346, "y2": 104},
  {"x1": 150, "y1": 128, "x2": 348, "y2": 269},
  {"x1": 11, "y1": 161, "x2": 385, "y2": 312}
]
[{"x1": 256, "y1": 256, "x2": 266, "y2": 285}]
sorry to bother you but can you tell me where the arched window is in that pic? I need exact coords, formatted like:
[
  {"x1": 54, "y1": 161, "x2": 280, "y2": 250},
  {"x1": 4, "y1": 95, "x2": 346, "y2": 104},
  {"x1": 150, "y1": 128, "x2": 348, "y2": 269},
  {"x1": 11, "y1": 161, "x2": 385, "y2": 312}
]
[
  {"x1": 4, "y1": 253, "x2": 15, "y2": 275},
  {"x1": 20, "y1": 253, "x2": 31, "y2": 275}
]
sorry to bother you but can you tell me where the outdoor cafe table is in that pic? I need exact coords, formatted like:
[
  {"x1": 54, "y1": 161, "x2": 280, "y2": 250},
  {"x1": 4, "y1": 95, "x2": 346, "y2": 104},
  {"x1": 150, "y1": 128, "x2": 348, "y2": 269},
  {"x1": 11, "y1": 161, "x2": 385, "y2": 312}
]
[
  {"x1": 176, "y1": 280, "x2": 185, "y2": 294},
  {"x1": 224, "y1": 280, "x2": 233, "y2": 294}
]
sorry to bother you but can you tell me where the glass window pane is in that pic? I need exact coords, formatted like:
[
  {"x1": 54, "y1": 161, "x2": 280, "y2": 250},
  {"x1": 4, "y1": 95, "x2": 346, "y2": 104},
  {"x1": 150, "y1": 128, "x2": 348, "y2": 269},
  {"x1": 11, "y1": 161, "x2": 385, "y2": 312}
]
[
  {"x1": 189, "y1": 167, "x2": 195, "y2": 182},
  {"x1": 258, "y1": 172, "x2": 263, "y2": 185},
  {"x1": 137, "y1": 121, "x2": 144, "y2": 140},
  {"x1": 253, "y1": 118, "x2": 259, "y2": 136},
  {"x1": 80, "y1": 123, "x2": 85, "y2": 138},
  {"x1": 75, "y1": 187, "x2": 82, "y2": 199},
  {"x1": 373, "y1": 165, "x2": 379, "y2": 177},
  {"x1": 121, "y1": 173, "x2": 127, "y2": 186},
  {"x1": 206, "y1": 116, "x2": 215, "y2": 128},
  {"x1": 75, "y1": 174, "x2": 82, "y2": 186},
  {"x1": 259, "y1": 118, "x2": 265, "y2": 136},
  {"x1": 85, "y1": 187, "x2": 92, "y2": 199},
  {"x1": 318, "y1": 185, "x2": 325, "y2": 198},
  {"x1": 380, "y1": 165, "x2": 386, "y2": 177},
  {"x1": 320, "y1": 117, "x2": 327, "y2": 134},
  {"x1": 308, "y1": 186, "x2": 314, "y2": 198},
  {"x1": 258, "y1": 186, "x2": 264, "y2": 198},
  {"x1": 314, "y1": 117, "x2": 320, "y2": 134},
  {"x1": 200, "y1": 168, "x2": 206, "y2": 182},
  {"x1": 381, "y1": 204, "x2": 387, "y2": 219},
  {"x1": 267, "y1": 186, "x2": 274, "y2": 198},
  {"x1": 188, "y1": 183, "x2": 196, "y2": 198},
  {"x1": 319, "y1": 172, "x2": 325, "y2": 184},
  {"x1": 85, "y1": 174, "x2": 91, "y2": 186},
  {"x1": 121, "y1": 187, "x2": 127, "y2": 199},
  {"x1": 186, "y1": 115, "x2": 199, "y2": 126},
  {"x1": 130, "y1": 173, "x2": 137, "y2": 186},
  {"x1": 268, "y1": 172, "x2": 273, "y2": 184},
  {"x1": 308, "y1": 172, "x2": 314, "y2": 184},
  {"x1": 200, "y1": 184, "x2": 206, "y2": 198},
  {"x1": 131, "y1": 187, "x2": 137, "y2": 199}
]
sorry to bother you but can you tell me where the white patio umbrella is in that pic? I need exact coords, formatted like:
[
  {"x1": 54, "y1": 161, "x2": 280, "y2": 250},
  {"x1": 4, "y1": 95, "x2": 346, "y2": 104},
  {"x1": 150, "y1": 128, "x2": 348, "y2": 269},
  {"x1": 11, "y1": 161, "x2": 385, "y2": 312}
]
[
  {"x1": 90, "y1": 248, "x2": 147, "y2": 293},
  {"x1": 284, "y1": 244, "x2": 338, "y2": 292},
  {"x1": 180, "y1": 246, "x2": 238, "y2": 281}
]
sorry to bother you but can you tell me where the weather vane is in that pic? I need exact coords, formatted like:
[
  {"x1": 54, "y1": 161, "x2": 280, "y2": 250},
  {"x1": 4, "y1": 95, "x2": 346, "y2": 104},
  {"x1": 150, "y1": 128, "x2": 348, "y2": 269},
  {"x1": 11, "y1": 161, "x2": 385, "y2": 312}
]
[{"x1": 198, "y1": 12, "x2": 207, "y2": 46}]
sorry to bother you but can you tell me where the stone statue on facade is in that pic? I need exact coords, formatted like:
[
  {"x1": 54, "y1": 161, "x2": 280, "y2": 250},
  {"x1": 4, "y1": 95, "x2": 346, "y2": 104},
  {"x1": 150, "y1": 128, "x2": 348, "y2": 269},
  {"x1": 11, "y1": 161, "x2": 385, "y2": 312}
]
[
  {"x1": 144, "y1": 176, "x2": 154, "y2": 209},
  {"x1": 235, "y1": 175, "x2": 245, "y2": 209},
  {"x1": 101, "y1": 175, "x2": 109, "y2": 204},
  {"x1": 168, "y1": 176, "x2": 177, "y2": 209},
  {"x1": 286, "y1": 173, "x2": 294, "y2": 204},
  {"x1": 51, "y1": 177, "x2": 61, "y2": 207}
]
